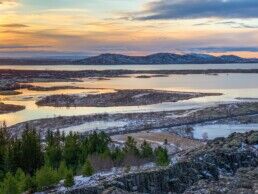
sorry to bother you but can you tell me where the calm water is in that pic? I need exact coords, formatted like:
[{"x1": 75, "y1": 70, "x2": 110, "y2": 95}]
[
  {"x1": 0, "y1": 63, "x2": 258, "y2": 71},
  {"x1": 193, "y1": 124, "x2": 258, "y2": 140},
  {"x1": 0, "y1": 64, "x2": 258, "y2": 138}
]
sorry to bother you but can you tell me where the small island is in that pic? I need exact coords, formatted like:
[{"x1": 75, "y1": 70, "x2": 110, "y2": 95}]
[
  {"x1": 0, "y1": 102, "x2": 25, "y2": 114},
  {"x1": 27, "y1": 85, "x2": 84, "y2": 91},
  {"x1": 36, "y1": 89, "x2": 221, "y2": 107},
  {"x1": 0, "y1": 90, "x2": 22, "y2": 96}
]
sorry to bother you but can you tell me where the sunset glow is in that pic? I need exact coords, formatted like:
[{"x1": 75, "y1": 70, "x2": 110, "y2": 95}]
[{"x1": 1, "y1": 0, "x2": 258, "y2": 57}]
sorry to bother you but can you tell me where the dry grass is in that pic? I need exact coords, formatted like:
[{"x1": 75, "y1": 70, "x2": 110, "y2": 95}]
[{"x1": 112, "y1": 131, "x2": 203, "y2": 154}]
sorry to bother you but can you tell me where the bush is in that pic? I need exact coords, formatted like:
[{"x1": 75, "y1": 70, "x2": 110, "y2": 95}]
[
  {"x1": 82, "y1": 160, "x2": 94, "y2": 177},
  {"x1": 14, "y1": 168, "x2": 27, "y2": 193},
  {"x1": 35, "y1": 166, "x2": 59, "y2": 191},
  {"x1": 154, "y1": 146, "x2": 170, "y2": 166},
  {"x1": 0, "y1": 169, "x2": 33, "y2": 194},
  {"x1": 64, "y1": 170, "x2": 74, "y2": 188},
  {"x1": 111, "y1": 147, "x2": 125, "y2": 166},
  {"x1": 0, "y1": 172, "x2": 19, "y2": 194},
  {"x1": 88, "y1": 154, "x2": 113, "y2": 172},
  {"x1": 58, "y1": 161, "x2": 69, "y2": 179}
]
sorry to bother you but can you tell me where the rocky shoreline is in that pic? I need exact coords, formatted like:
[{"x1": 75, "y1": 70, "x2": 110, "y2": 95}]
[
  {"x1": 35, "y1": 89, "x2": 221, "y2": 107},
  {"x1": 8, "y1": 102, "x2": 258, "y2": 138}
]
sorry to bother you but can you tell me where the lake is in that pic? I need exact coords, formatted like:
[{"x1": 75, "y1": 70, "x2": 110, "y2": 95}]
[
  {"x1": 0, "y1": 64, "x2": 258, "y2": 138},
  {"x1": 0, "y1": 63, "x2": 258, "y2": 71}
]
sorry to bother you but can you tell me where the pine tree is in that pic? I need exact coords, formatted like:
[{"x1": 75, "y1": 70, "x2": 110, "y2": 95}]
[
  {"x1": 63, "y1": 132, "x2": 80, "y2": 169},
  {"x1": 80, "y1": 136, "x2": 89, "y2": 164},
  {"x1": 57, "y1": 161, "x2": 69, "y2": 179},
  {"x1": 0, "y1": 122, "x2": 10, "y2": 178},
  {"x1": 82, "y1": 160, "x2": 94, "y2": 177},
  {"x1": 0, "y1": 172, "x2": 19, "y2": 194},
  {"x1": 35, "y1": 165, "x2": 59, "y2": 191},
  {"x1": 45, "y1": 130, "x2": 62, "y2": 169},
  {"x1": 20, "y1": 127, "x2": 43, "y2": 175},
  {"x1": 140, "y1": 140, "x2": 153, "y2": 158},
  {"x1": 14, "y1": 168, "x2": 27, "y2": 193},
  {"x1": 154, "y1": 146, "x2": 170, "y2": 166},
  {"x1": 64, "y1": 170, "x2": 74, "y2": 188},
  {"x1": 124, "y1": 136, "x2": 139, "y2": 156}
]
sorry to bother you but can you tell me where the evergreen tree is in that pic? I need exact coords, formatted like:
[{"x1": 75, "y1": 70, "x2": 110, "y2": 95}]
[
  {"x1": 4, "y1": 139, "x2": 22, "y2": 174},
  {"x1": 154, "y1": 146, "x2": 170, "y2": 166},
  {"x1": 124, "y1": 136, "x2": 139, "y2": 156},
  {"x1": 14, "y1": 168, "x2": 27, "y2": 193},
  {"x1": 35, "y1": 165, "x2": 59, "y2": 191},
  {"x1": 57, "y1": 161, "x2": 69, "y2": 179},
  {"x1": 97, "y1": 132, "x2": 111, "y2": 153},
  {"x1": 20, "y1": 127, "x2": 43, "y2": 175},
  {"x1": 63, "y1": 132, "x2": 81, "y2": 169},
  {"x1": 82, "y1": 160, "x2": 94, "y2": 177},
  {"x1": 111, "y1": 147, "x2": 124, "y2": 164},
  {"x1": 140, "y1": 141, "x2": 153, "y2": 159},
  {"x1": 0, "y1": 122, "x2": 10, "y2": 179},
  {"x1": 0, "y1": 172, "x2": 19, "y2": 194},
  {"x1": 80, "y1": 136, "x2": 89, "y2": 164},
  {"x1": 45, "y1": 130, "x2": 62, "y2": 169},
  {"x1": 64, "y1": 170, "x2": 74, "y2": 188}
]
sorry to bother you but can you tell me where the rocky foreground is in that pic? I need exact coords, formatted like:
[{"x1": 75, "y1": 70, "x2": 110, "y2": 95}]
[{"x1": 47, "y1": 131, "x2": 258, "y2": 194}]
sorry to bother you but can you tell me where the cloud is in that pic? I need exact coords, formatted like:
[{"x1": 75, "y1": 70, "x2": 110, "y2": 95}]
[
  {"x1": 0, "y1": 23, "x2": 29, "y2": 28},
  {"x1": 193, "y1": 20, "x2": 258, "y2": 28},
  {"x1": 0, "y1": 45, "x2": 51, "y2": 49},
  {"x1": 191, "y1": 47, "x2": 258, "y2": 53},
  {"x1": 134, "y1": 0, "x2": 258, "y2": 20},
  {"x1": 0, "y1": 0, "x2": 17, "y2": 4}
]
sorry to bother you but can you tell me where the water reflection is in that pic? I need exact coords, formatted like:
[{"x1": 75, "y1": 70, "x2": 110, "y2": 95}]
[
  {"x1": 193, "y1": 124, "x2": 258, "y2": 140},
  {"x1": 1, "y1": 73, "x2": 258, "y2": 126},
  {"x1": 0, "y1": 63, "x2": 258, "y2": 71}
]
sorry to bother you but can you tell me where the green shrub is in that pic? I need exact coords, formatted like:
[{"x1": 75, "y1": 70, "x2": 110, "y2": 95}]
[
  {"x1": 0, "y1": 172, "x2": 19, "y2": 194},
  {"x1": 154, "y1": 146, "x2": 170, "y2": 166},
  {"x1": 14, "y1": 168, "x2": 27, "y2": 193},
  {"x1": 82, "y1": 160, "x2": 94, "y2": 177},
  {"x1": 64, "y1": 170, "x2": 74, "y2": 188},
  {"x1": 35, "y1": 165, "x2": 59, "y2": 191},
  {"x1": 140, "y1": 140, "x2": 153, "y2": 158},
  {"x1": 58, "y1": 161, "x2": 69, "y2": 179}
]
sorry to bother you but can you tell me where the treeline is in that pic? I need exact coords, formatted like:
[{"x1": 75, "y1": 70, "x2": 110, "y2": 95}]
[{"x1": 0, "y1": 123, "x2": 169, "y2": 193}]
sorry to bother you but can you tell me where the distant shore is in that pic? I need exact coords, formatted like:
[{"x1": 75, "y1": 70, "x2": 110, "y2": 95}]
[{"x1": 1, "y1": 68, "x2": 258, "y2": 91}]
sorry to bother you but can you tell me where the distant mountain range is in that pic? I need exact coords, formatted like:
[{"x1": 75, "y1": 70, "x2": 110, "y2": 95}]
[
  {"x1": 76, "y1": 53, "x2": 258, "y2": 65},
  {"x1": 0, "y1": 53, "x2": 258, "y2": 65}
]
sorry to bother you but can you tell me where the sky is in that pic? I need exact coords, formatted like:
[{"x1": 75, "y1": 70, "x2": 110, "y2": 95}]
[{"x1": 0, "y1": 0, "x2": 258, "y2": 58}]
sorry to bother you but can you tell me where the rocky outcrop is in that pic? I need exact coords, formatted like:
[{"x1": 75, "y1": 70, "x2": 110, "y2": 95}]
[
  {"x1": 184, "y1": 167, "x2": 258, "y2": 194},
  {"x1": 53, "y1": 131, "x2": 258, "y2": 194}
]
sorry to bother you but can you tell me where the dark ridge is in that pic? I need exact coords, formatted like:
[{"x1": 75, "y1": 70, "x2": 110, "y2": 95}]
[{"x1": 76, "y1": 53, "x2": 258, "y2": 65}]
